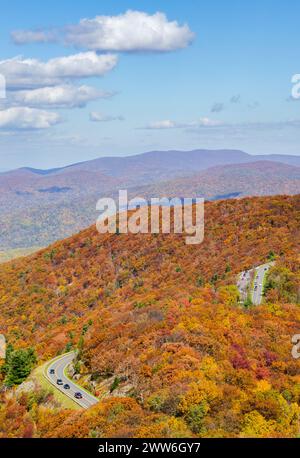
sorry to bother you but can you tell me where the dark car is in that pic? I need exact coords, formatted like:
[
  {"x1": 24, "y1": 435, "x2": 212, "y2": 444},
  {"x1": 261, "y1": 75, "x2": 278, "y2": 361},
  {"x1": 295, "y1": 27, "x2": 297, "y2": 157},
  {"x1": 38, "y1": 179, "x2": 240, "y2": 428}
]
[
  {"x1": 74, "y1": 392, "x2": 83, "y2": 399},
  {"x1": 63, "y1": 384, "x2": 70, "y2": 390},
  {"x1": 49, "y1": 369, "x2": 55, "y2": 374},
  {"x1": 56, "y1": 379, "x2": 63, "y2": 385}
]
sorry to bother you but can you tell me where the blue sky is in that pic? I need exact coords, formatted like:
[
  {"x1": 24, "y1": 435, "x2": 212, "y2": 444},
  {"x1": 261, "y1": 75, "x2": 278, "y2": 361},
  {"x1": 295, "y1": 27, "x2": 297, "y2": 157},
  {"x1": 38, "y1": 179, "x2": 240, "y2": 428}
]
[{"x1": 0, "y1": 0, "x2": 300, "y2": 169}]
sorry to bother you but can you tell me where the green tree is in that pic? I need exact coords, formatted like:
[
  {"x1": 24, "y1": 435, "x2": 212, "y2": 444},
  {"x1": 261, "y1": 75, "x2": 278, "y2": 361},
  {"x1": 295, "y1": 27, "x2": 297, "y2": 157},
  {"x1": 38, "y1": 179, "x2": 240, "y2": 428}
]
[
  {"x1": 267, "y1": 251, "x2": 276, "y2": 261},
  {"x1": 4, "y1": 347, "x2": 37, "y2": 387},
  {"x1": 0, "y1": 343, "x2": 14, "y2": 376},
  {"x1": 186, "y1": 401, "x2": 209, "y2": 434},
  {"x1": 196, "y1": 276, "x2": 204, "y2": 287},
  {"x1": 243, "y1": 295, "x2": 253, "y2": 308},
  {"x1": 110, "y1": 377, "x2": 121, "y2": 393}
]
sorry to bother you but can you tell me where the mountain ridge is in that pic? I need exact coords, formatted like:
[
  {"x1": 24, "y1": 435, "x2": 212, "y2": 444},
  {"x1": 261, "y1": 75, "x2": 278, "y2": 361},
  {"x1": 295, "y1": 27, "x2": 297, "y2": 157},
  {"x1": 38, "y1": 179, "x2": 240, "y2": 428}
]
[
  {"x1": 0, "y1": 149, "x2": 300, "y2": 250},
  {"x1": 3, "y1": 148, "x2": 300, "y2": 177}
]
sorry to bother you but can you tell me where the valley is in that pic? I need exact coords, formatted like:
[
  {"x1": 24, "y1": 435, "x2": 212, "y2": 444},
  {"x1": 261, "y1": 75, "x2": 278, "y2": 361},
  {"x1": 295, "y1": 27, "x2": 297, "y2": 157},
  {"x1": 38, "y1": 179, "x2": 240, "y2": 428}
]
[{"x1": 1, "y1": 150, "x2": 300, "y2": 251}]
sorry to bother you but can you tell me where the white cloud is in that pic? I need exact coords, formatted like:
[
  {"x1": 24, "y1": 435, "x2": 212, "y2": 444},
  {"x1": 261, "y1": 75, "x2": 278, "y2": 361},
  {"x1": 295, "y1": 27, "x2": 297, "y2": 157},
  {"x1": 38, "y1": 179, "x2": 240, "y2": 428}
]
[
  {"x1": 14, "y1": 11, "x2": 194, "y2": 52},
  {"x1": 11, "y1": 29, "x2": 58, "y2": 45},
  {"x1": 187, "y1": 119, "x2": 300, "y2": 138},
  {"x1": 197, "y1": 117, "x2": 223, "y2": 127},
  {"x1": 66, "y1": 11, "x2": 194, "y2": 51},
  {"x1": 0, "y1": 107, "x2": 61, "y2": 129},
  {"x1": 89, "y1": 111, "x2": 124, "y2": 122},
  {"x1": 144, "y1": 119, "x2": 177, "y2": 129},
  {"x1": 0, "y1": 52, "x2": 118, "y2": 89},
  {"x1": 11, "y1": 85, "x2": 114, "y2": 108},
  {"x1": 142, "y1": 118, "x2": 223, "y2": 129}
]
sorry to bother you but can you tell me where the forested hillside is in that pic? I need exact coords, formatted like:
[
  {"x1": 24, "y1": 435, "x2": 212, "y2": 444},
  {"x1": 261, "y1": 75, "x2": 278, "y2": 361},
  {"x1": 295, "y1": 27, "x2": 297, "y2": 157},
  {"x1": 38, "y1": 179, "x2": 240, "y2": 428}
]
[
  {"x1": 1, "y1": 151, "x2": 300, "y2": 250},
  {"x1": 0, "y1": 195, "x2": 299, "y2": 437},
  {"x1": 132, "y1": 161, "x2": 300, "y2": 201}
]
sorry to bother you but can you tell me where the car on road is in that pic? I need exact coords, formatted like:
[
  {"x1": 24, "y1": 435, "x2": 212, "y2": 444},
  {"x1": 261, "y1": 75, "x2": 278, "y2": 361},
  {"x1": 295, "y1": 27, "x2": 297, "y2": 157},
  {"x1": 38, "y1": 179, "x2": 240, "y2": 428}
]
[
  {"x1": 63, "y1": 383, "x2": 70, "y2": 389},
  {"x1": 56, "y1": 379, "x2": 63, "y2": 385},
  {"x1": 74, "y1": 392, "x2": 83, "y2": 399},
  {"x1": 49, "y1": 369, "x2": 55, "y2": 374}
]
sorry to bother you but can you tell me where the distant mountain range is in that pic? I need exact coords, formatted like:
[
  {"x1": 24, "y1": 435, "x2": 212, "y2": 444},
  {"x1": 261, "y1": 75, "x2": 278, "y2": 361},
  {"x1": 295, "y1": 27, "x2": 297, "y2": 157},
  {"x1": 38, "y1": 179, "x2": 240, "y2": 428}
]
[
  {"x1": 6, "y1": 148, "x2": 300, "y2": 180},
  {"x1": 0, "y1": 149, "x2": 300, "y2": 250},
  {"x1": 131, "y1": 160, "x2": 300, "y2": 201}
]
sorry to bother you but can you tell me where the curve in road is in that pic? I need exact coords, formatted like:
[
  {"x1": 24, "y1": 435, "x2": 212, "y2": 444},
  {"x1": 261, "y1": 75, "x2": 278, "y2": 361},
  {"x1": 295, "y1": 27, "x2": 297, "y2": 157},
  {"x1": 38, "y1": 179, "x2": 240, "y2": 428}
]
[
  {"x1": 44, "y1": 351, "x2": 99, "y2": 409},
  {"x1": 237, "y1": 262, "x2": 274, "y2": 306},
  {"x1": 252, "y1": 262, "x2": 273, "y2": 305}
]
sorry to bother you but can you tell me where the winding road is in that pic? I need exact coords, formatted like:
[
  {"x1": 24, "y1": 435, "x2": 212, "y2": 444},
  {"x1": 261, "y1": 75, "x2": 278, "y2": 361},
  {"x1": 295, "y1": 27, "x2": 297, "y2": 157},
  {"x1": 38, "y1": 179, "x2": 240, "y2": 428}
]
[
  {"x1": 252, "y1": 263, "x2": 272, "y2": 305},
  {"x1": 237, "y1": 262, "x2": 273, "y2": 306},
  {"x1": 45, "y1": 263, "x2": 274, "y2": 409},
  {"x1": 44, "y1": 351, "x2": 99, "y2": 409}
]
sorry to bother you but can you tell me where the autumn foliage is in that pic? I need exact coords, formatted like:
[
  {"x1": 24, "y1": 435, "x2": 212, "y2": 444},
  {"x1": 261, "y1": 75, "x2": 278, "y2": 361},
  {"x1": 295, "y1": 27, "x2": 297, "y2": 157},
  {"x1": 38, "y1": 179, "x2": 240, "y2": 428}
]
[{"x1": 0, "y1": 195, "x2": 299, "y2": 437}]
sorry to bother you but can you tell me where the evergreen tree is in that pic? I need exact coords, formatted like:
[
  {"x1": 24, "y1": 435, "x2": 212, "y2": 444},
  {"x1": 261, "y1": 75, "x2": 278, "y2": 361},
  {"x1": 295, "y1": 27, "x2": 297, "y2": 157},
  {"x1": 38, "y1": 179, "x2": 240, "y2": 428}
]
[
  {"x1": 4, "y1": 347, "x2": 36, "y2": 387},
  {"x1": 0, "y1": 343, "x2": 14, "y2": 375}
]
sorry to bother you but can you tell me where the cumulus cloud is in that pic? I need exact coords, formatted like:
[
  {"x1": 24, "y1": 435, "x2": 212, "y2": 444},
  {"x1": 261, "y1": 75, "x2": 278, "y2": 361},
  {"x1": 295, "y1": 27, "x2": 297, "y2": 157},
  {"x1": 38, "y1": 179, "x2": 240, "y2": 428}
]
[
  {"x1": 0, "y1": 52, "x2": 118, "y2": 89},
  {"x1": 89, "y1": 112, "x2": 124, "y2": 122},
  {"x1": 11, "y1": 29, "x2": 58, "y2": 45},
  {"x1": 11, "y1": 85, "x2": 114, "y2": 108},
  {"x1": 142, "y1": 118, "x2": 223, "y2": 130},
  {"x1": 66, "y1": 11, "x2": 194, "y2": 51},
  {"x1": 12, "y1": 11, "x2": 194, "y2": 52},
  {"x1": 0, "y1": 107, "x2": 61, "y2": 130}
]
